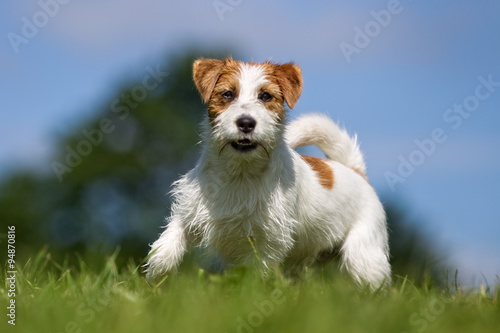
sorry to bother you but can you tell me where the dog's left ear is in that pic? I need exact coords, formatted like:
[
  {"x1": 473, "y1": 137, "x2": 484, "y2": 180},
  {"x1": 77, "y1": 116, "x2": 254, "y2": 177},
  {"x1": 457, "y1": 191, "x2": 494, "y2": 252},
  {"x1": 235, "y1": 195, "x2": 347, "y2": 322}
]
[
  {"x1": 193, "y1": 58, "x2": 225, "y2": 103},
  {"x1": 275, "y1": 63, "x2": 303, "y2": 109}
]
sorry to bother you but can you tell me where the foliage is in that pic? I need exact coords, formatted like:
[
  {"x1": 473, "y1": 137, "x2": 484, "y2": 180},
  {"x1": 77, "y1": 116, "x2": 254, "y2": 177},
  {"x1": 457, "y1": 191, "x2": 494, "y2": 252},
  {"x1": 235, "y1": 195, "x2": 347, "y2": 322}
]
[
  {"x1": 0, "y1": 50, "x2": 221, "y2": 261},
  {"x1": 385, "y1": 204, "x2": 444, "y2": 286},
  {"x1": 1, "y1": 250, "x2": 499, "y2": 333}
]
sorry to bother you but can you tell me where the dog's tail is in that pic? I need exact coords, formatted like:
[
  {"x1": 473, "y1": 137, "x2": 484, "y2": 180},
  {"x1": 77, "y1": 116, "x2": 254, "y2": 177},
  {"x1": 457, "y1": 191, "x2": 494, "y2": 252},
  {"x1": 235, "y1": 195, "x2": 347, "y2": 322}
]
[{"x1": 285, "y1": 113, "x2": 366, "y2": 175}]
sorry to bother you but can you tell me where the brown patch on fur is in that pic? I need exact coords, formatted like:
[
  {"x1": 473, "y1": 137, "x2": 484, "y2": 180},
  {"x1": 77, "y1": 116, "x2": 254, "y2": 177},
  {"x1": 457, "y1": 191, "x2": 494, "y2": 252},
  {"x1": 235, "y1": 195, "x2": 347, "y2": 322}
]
[
  {"x1": 208, "y1": 69, "x2": 241, "y2": 122},
  {"x1": 257, "y1": 79, "x2": 287, "y2": 120},
  {"x1": 192, "y1": 58, "x2": 225, "y2": 103},
  {"x1": 193, "y1": 57, "x2": 240, "y2": 122},
  {"x1": 259, "y1": 61, "x2": 303, "y2": 110},
  {"x1": 192, "y1": 57, "x2": 303, "y2": 122},
  {"x1": 301, "y1": 155, "x2": 334, "y2": 190},
  {"x1": 271, "y1": 62, "x2": 303, "y2": 109}
]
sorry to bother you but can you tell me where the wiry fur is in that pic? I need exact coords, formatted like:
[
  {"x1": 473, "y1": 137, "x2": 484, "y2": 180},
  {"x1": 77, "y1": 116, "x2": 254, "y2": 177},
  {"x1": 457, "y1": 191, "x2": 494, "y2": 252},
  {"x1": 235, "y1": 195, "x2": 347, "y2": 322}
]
[
  {"x1": 286, "y1": 114, "x2": 367, "y2": 175},
  {"x1": 145, "y1": 58, "x2": 391, "y2": 290}
]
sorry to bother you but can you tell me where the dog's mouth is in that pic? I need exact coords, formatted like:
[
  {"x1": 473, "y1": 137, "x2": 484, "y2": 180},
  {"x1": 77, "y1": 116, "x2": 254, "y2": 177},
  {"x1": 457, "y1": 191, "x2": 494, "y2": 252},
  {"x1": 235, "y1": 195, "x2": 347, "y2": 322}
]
[
  {"x1": 231, "y1": 139, "x2": 258, "y2": 152},
  {"x1": 219, "y1": 139, "x2": 270, "y2": 158}
]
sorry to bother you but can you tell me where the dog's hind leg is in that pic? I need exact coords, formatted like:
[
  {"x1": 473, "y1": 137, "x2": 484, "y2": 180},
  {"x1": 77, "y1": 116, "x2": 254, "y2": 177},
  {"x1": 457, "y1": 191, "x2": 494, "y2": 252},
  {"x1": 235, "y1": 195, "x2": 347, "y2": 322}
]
[{"x1": 340, "y1": 220, "x2": 391, "y2": 290}]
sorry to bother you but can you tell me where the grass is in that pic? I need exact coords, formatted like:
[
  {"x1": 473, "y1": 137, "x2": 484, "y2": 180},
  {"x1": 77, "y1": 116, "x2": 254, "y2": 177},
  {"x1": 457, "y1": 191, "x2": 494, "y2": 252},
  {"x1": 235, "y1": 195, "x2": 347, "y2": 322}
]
[{"x1": 1, "y1": 248, "x2": 499, "y2": 333}]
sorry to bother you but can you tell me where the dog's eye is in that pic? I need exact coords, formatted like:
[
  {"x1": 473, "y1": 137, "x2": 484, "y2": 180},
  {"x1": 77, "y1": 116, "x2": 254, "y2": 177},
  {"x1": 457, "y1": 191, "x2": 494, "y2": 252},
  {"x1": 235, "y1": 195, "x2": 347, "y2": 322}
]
[
  {"x1": 259, "y1": 92, "x2": 273, "y2": 102},
  {"x1": 221, "y1": 91, "x2": 234, "y2": 100}
]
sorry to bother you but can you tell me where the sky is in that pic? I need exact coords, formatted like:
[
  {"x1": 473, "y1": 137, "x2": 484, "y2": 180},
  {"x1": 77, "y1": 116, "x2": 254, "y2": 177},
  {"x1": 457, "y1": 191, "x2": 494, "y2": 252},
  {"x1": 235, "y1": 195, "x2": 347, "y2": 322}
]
[{"x1": 1, "y1": 0, "x2": 499, "y2": 287}]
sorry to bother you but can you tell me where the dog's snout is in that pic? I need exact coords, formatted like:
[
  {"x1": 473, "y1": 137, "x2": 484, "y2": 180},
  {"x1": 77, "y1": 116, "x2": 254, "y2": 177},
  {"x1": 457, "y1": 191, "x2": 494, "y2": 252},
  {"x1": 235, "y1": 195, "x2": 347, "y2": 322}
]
[{"x1": 236, "y1": 116, "x2": 256, "y2": 134}]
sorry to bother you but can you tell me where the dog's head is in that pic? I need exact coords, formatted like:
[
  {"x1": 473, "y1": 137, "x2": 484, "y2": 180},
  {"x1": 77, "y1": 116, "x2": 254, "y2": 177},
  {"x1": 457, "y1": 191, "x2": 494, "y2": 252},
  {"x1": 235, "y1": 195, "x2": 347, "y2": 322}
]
[{"x1": 193, "y1": 57, "x2": 302, "y2": 157}]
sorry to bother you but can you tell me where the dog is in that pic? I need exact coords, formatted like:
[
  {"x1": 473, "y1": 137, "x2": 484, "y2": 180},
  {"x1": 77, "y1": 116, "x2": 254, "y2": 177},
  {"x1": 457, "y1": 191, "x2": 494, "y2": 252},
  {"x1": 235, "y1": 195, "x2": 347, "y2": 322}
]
[{"x1": 145, "y1": 57, "x2": 391, "y2": 289}]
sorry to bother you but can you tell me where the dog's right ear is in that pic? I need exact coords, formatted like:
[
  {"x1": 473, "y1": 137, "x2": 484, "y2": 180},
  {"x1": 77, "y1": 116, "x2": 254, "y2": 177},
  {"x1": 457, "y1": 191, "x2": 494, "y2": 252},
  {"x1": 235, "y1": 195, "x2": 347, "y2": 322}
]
[{"x1": 193, "y1": 58, "x2": 225, "y2": 103}]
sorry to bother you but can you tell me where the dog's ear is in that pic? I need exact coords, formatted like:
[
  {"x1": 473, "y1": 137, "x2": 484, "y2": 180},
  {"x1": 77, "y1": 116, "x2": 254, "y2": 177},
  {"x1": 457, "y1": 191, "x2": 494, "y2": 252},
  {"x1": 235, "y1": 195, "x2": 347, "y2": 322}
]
[
  {"x1": 193, "y1": 58, "x2": 225, "y2": 103},
  {"x1": 275, "y1": 63, "x2": 303, "y2": 109}
]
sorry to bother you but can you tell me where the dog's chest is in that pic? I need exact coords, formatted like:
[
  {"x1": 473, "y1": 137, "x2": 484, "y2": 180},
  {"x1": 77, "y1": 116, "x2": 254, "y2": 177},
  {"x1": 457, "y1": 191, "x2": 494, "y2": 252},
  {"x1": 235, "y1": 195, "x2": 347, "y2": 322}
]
[
  {"x1": 193, "y1": 174, "x2": 294, "y2": 263},
  {"x1": 204, "y1": 176, "x2": 274, "y2": 229}
]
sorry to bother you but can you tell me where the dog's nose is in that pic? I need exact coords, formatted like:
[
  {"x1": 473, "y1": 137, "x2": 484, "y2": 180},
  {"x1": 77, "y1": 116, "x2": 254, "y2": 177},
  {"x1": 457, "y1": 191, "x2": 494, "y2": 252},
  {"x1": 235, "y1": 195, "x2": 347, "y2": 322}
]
[{"x1": 236, "y1": 116, "x2": 256, "y2": 134}]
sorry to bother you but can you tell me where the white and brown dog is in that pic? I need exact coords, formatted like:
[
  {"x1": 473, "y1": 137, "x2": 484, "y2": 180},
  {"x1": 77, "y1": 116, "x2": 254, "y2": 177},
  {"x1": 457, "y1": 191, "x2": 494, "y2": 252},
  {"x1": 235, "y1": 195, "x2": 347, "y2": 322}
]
[{"x1": 146, "y1": 57, "x2": 391, "y2": 289}]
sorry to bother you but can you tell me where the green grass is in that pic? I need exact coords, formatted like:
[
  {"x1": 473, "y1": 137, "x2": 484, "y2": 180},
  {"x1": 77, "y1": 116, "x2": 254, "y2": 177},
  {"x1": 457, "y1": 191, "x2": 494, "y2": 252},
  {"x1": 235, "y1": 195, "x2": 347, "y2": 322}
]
[{"x1": 1, "y1": 249, "x2": 499, "y2": 333}]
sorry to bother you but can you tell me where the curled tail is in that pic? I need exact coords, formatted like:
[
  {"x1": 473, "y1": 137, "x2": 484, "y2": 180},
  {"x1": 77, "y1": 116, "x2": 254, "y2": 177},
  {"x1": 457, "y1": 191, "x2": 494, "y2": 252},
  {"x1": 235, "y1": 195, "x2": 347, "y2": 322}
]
[{"x1": 285, "y1": 113, "x2": 366, "y2": 175}]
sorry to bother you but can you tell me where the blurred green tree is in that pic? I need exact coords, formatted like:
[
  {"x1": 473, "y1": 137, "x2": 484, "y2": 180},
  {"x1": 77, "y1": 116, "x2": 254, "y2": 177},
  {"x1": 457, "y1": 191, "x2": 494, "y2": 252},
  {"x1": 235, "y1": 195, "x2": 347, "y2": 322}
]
[
  {"x1": 385, "y1": 203, "x2": 444, "y2": 286},
  {"x1": 0, "y1": 50, "x2": 224, "y2": 262}
]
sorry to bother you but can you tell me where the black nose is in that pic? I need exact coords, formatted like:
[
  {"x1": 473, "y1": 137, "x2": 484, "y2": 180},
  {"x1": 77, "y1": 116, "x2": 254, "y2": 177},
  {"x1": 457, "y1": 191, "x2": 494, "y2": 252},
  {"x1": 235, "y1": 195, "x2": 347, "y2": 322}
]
[{"x1": 236, "y1": 116, "x2": 256, "y2": 134}]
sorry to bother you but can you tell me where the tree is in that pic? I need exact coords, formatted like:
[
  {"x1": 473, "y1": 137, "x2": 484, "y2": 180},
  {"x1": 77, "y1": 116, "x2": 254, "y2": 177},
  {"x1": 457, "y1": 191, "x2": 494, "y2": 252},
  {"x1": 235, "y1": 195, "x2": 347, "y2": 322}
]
[
  {"x1": 0, "y1": 50, "x2": 226, "y2": 263},
  {"x1": 385, "y1": 202, "x2": 445, "y2": 285}
]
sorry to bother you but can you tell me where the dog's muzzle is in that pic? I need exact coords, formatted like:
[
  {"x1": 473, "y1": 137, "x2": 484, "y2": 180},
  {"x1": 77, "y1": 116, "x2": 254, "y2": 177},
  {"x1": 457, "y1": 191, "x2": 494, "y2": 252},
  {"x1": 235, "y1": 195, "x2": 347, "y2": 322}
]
[
  {"x1": 231, "y1": 116, "x2": 258, "y2": 152},
  {"x1": 231, "y1": 139, "x2": 258, "y2": 152}
]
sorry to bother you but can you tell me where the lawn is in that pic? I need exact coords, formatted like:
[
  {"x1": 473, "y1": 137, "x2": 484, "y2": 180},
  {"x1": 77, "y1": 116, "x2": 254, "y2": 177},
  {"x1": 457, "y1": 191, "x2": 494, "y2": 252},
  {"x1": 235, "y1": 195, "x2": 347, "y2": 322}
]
[{"x1": 1, "y1": 248, "x2": 499, "y2": 333}]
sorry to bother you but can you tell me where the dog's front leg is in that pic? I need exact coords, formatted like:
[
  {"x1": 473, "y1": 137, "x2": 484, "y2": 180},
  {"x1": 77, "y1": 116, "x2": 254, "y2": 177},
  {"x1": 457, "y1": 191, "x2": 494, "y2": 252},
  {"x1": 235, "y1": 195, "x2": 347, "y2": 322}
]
[{"x1": 145, "y1": 217, "x2": 189, "y2": 281}]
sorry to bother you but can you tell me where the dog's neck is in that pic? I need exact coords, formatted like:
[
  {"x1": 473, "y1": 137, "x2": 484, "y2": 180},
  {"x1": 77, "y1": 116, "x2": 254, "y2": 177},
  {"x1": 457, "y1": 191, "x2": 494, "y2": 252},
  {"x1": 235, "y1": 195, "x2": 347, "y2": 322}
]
[{"x1": 196, "y1": 137, "x2": 296, "y2": 222}]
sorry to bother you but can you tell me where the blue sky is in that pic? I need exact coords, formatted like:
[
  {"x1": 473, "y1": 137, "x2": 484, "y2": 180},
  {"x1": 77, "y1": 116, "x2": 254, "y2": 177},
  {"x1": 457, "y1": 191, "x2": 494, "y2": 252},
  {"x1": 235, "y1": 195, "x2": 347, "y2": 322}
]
[{"x1": 1, "y1": 0, "x2": 499, "y2": 286}]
